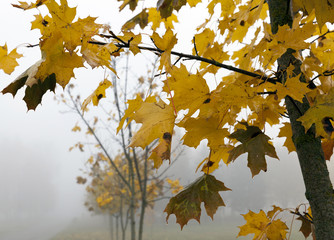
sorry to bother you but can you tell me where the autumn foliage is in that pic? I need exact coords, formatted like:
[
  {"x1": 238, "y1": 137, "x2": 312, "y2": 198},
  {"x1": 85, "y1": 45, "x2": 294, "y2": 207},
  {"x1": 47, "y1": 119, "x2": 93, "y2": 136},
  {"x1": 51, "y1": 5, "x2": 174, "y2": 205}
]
[{"x1": 2, "y1": 0, "x2": 334, "y2": 239}]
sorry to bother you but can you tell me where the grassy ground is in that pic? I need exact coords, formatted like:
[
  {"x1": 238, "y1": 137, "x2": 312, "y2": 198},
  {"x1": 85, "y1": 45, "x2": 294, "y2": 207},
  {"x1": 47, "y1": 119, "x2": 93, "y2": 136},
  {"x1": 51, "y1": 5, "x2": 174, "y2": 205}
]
[{"x1": 51, "y1": 215, "x2": 309, "y2": 240}]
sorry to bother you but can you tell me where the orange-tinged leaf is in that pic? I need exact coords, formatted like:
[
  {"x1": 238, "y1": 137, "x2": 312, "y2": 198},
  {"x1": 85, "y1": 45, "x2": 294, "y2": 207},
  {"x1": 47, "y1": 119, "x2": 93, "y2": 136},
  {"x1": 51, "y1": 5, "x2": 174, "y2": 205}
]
[
  {"x1": 82, "y1": 79, "x2": 112, "y2": 110},
  {"x1": 228, "y1": 123, "x2": 278, "y2": 177},
  {"x1": 149, "y1": 132, "x2": 172, "y2": 168},
  {"x1": 164, "y1": 174, "x2": 230, "y2": 229},
  {"x1": 322, "y1": 138, "x2": 334, "y2": 160},
  {"x1": 0, "y1": 44, "x2": 23, "y2": 74}
]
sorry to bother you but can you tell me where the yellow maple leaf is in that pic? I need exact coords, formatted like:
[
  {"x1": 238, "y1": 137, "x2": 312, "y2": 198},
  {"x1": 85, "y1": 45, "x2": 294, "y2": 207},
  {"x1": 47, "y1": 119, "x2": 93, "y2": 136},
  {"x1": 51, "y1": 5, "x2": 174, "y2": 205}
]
[
  {"x1": 180, "y1": 116, "x2": 229, "y2": 148},
  {"x1": 0, "y1": 44, "x2": 23, "y2": 74},
  {"x1": 119, "y1": 32, "x2": 142, "y2": 55},
  {"x1": 293, "y1": 0, "x2": 334, "y2": 28},
  {"x1": 45, "y1": 0, "x2": 76, "y2": 28},
  {"x1": 148, "y1": 8, "x2": 178, "y2": 31},
  {"x1": 151, "y1": 28, "x2": 177, "y2": 70},
  {"x1": 117, "y1": 94, "x2": 156, "y2": 133},
  {"x1": 278, "y1": 122, "x2": 296, "y2": 153},
  {"x1": 165, "y1": 64, "x2": 210, "y2": 116},
  {"x1": 82, "y1": 79, "x2": 112, "y2": 110},
  {"x1": 37, "y1": 32, "x2": 84, "y2": 87},
  {"x1": 276, "y1": 75, "x2": 310, "y2": 103},
  {"x1": 129, "y1": 98, "x2": 175, "y2": 149},
  {"x1": 238, "y1": 206, "x2": 288, "y2": 240},
  {"x1": 193, "y1": 28, "x2": 215, "y2": 56},
  {"x1": 298, "y1": 87, "x2": 334, "y2": 138},
  {"x1": 12, "y1": 0, "x2": 48, "y2": 10}
]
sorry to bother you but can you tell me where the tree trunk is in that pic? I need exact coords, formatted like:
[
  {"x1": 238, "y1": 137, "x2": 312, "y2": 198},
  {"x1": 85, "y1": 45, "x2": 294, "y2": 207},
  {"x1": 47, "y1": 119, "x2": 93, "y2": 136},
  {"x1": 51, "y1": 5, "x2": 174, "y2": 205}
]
[
  {"x1": 267, "y1": 0, "x2": 334, "y2": 239},
  {"x1": 138, "y1": 149, "x2": 149, "y2": 240},
  {"x1": 109, "y1": 214, "x2": 114, "y2": 240}
]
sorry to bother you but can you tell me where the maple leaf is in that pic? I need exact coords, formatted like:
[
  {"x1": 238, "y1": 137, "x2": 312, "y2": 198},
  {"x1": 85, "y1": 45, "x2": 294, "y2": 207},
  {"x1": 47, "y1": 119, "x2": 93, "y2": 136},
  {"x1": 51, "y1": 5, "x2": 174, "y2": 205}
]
[
  {"x1": 118, "y1": 0, "x2": 138, "y2": 11},
  {"x1": 151, "y1": 29, "x2": 177, "y2": 70},
  {"x1": 164, "y1": 64, "x2": 210, "y2": 116},
  {"x1": 192, "y1": 29, "x2": 215, "y2": 57},
  {"x1": 38, "y1": 34, "x2": 84, "y2": 87},
  {"x1": 278, "y1": 122, "x2": 296, "y2": 153},
  {"x1": 0, "y1": 44, "x2": 23, "y2": 74},
  {"x1": 228, "y1": 122, "x2": 278, "y2": 177},
  {"x1": 82, "y1": 79, "x2": 112, "y2": 111},
  {"x1": 298, "y1": 87, "x2": 334, "y2": 138},
  {"x1": 2, "y1": 61, "x2": 56, "y2": 110},
  {"x1": 157, "y1": 0, "x2": 186, "y2": 18},
  {"x1": 276, "y1": 75, "x2": 311, "y2": 103},
  {"x1": 238, "y1": 206, "x2": 288, "y2": 240},
  {"x1": 126, "y1": 97, "x2": 176, "y2": 167},
  {"x1": 148, "y1": 8, "x2": 178, "y2": 31},
  {"x1": 164, "y1": 174, "x2": 230, "y2": 229},
  {"x1": 321, "y1": 138, "x2": 334, "y2": 160},
  {"x1": 129, "y1": 98, "x2": 175, "y2": 148},
  {"x1": 180, "y1": 116, "x2": 229, "y2": 148},
  {"x1": 12, "y1": 0, "x2": 48, "y2": 10},
  {"x1": 293, "y1": 0, "x2": 334, "y2": 28},
  {"x1": 122, "y1": 9, "x2": 148, "y2": 30}
]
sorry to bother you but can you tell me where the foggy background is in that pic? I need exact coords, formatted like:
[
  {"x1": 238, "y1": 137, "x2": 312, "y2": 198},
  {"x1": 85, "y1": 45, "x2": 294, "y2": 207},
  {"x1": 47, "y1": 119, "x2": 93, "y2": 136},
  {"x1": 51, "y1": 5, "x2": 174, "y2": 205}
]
[{"x1": 0, "y1": 0, "x2": 334, "y2": 239}]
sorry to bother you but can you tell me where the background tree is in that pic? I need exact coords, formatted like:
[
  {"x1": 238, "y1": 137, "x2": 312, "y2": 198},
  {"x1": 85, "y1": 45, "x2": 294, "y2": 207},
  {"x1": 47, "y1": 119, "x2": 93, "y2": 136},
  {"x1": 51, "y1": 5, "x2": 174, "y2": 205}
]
[
  {"x1": 2, "y1": 0, "x2": 334, "y2": 239},
  {"x1": 59, "y1": 56, "x2": 183, "y2": 240}
]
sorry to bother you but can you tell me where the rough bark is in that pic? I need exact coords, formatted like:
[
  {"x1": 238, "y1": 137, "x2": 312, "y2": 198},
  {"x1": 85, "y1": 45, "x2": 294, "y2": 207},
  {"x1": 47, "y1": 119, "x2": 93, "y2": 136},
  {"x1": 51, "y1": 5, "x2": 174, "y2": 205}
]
[{"x1": 267, "y1": 0, "x2": 334, "y2": 239}]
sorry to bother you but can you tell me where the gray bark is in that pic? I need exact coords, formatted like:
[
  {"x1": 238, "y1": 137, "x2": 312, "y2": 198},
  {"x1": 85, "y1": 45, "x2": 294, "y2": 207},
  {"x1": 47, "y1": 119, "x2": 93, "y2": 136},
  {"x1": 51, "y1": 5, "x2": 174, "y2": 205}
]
[{"x1": 267, "y1": 0, "x2": 334, "y2": 239}]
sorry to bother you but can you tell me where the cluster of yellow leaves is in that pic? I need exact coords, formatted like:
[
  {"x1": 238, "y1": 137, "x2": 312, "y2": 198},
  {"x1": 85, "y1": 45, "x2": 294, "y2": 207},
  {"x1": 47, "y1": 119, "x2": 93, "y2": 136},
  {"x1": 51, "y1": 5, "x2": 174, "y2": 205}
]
[
  {"x1": 3, "y1": 0, "x2": 130, "y2": 110},
  {"x1": 96, "y1": 192, "x2": 113, "y2": 207},
  {"x1": 238, "y1": 206, "x2": 288, "y2": 240},
  {"x1": 166, "y1": 178, "x2": 183, "y2": 194}
]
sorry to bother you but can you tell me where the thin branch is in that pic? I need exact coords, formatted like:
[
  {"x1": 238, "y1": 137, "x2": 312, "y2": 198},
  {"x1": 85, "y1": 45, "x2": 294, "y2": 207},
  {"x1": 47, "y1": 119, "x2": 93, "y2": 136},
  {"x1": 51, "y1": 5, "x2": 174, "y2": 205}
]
[
  {"x1": 257, "y1": 90, "x2": 277, "y2": 95},
  {"x1": 88, "y1": 39, "x2": 278, "y2": 84},
  {"x1": 290, "y1": 210, "x2": 313, "y2": 224},
  {"x1": 193, "y1": 36, "x2": 199, "y2": 56},
  {"x1": 68, "y1": 89, "x2": 132, "y2": 191}
]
